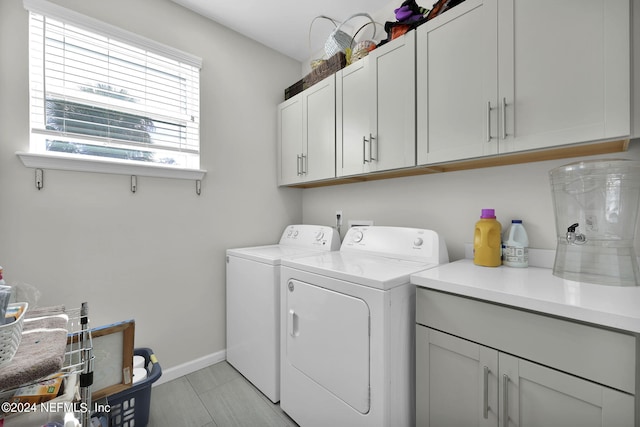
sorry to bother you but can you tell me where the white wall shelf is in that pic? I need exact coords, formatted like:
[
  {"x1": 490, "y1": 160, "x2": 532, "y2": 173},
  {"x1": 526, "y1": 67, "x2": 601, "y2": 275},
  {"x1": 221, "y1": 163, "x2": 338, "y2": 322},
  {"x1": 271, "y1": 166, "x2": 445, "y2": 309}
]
[{"x1": 17, "y1": 151, "x2": 206, "y2": 181}]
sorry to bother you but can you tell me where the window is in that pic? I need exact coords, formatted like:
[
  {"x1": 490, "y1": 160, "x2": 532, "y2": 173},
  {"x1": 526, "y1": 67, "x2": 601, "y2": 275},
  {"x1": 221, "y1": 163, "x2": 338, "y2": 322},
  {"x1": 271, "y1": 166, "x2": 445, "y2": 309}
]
[{"x1": 24, "y1": 0, "x2": 203, "y2": 176}]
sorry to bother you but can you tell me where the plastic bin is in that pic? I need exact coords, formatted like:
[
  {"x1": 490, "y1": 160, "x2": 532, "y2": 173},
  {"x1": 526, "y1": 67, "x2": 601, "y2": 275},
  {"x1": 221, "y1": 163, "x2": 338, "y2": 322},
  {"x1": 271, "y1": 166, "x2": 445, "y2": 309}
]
[{"x1": 106, "y1": 348, "x2": 162, "y2": 427}]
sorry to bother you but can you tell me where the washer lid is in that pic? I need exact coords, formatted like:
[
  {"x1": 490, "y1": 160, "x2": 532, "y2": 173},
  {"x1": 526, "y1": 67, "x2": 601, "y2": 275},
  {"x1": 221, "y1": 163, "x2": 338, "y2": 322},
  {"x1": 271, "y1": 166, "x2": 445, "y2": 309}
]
[
  {"x1": 227, "y1": 245, "x2": 329, "y2": 265},
  {"x1": 281, "y1": 251, "x2": 439, "y2": 290}
]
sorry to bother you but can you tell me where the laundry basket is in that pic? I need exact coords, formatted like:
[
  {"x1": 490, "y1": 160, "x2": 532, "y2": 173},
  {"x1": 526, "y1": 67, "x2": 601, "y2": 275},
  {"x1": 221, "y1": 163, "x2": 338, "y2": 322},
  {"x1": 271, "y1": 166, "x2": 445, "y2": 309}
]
[
  {"x1": 310, "y1": 13, "x2": 376, "y2": 59},
  {"x1": 106, "y1": 348, "x2": 162, "y2": 427},
  {"x1": 0, "y1": 302, "x2": 28, "y2": 368}
]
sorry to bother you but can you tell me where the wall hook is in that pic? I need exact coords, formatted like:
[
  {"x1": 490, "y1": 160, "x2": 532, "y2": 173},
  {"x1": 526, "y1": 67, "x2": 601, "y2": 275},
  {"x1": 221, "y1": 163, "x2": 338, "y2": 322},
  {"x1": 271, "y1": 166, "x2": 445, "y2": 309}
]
[
  {"x1": 196, "y1": 180, "x2": 201, "y2": 196},
  {"x1": 131, "y1": 175, "x2": 137, "y2": 193},
  {"x1": 35, "y1": 168, "x2": 44, "y2": 190}
]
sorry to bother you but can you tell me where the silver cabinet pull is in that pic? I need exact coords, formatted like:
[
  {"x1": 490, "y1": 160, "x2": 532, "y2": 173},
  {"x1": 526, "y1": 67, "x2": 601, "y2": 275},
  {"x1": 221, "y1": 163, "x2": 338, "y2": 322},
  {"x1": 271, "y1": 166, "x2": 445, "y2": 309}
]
[
  {"x1": 502, "y1": 374, "x2": 509, "y2": 427},
  {"x1": 363, "y1": 134, "x2": 376, "y2": 163},
  {"x1": 296, "y1": 154, "x2": 302, "y2": 175},
  {"x1": 369, "y1": 134, "x2": 377, "y2": 161},
  {"x1": 502, "y1": 97, "x2": 508, "y2": 140},
  {"x1": 363, "y1": 136, "x2": 369, "y2": 163},
  {"x1": 487, "y1": 101, "x2": 493, "y2": 142},
  {"x1": 301, "y1": 154, "x2": 307, "y2": 175},
  {"x1": 483, "y1": 366, "x2": 489, "y2": 419}
]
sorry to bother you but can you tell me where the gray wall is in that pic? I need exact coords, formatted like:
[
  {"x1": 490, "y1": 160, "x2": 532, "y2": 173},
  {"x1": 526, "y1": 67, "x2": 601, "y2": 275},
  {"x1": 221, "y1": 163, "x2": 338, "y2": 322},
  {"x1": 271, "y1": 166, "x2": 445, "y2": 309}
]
[
  {"x1": 0, "y1": 0, "x2": 303, "y2": 373},
  {"x1": 1, "y1": 0, "x2": 639, "y2": 381},
  {"x1": 302, "y1": 142, "x2": 640, "y2": 262}
]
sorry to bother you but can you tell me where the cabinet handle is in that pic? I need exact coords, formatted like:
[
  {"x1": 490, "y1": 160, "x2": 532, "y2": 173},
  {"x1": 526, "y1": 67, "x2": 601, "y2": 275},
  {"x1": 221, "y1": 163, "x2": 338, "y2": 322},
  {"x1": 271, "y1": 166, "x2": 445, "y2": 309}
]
[
  {"x1": 301, "y1": 154, "x2": 307, "y2": 175},
  {"x1": 501, "y1": 97, "x2": 508, "y2": 140},
  {"x1": 502, "y1": 374, "x2": 509, "y2": 427},
  {"x1": 296, "y1": 154, "x2": 302, "y2": 175},
  {"x1": 369, "y1": 134, "x2": 377, "y2": 161},
  {"x1": 483, "y1": 366, "x2": 489, "y2": 419},
  {"x1": 487, "y1": 102, "x2": 493, "y2": 142},
  {"x1": 363, "y1": 136, "x2": 369, "y2": 163}
]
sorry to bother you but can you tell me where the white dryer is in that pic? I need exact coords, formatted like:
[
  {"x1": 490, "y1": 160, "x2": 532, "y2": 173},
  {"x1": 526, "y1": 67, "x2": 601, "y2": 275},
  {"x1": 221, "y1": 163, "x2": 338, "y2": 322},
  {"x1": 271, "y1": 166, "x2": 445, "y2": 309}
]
[
  {"x1": 226, "y1": 224, "x2": 340, "y2": 403},
  {"x1": 280, "y1": 226, "x2": 448, "y2": 427}
]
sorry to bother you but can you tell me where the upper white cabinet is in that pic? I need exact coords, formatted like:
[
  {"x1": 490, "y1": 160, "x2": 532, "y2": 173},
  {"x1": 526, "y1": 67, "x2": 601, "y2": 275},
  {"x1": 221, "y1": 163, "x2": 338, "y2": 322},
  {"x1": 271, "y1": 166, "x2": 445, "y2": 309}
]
[
  {"x1": 337, "y1": 32, "x2": 416, "y2": 176},
  {"x1": 417, "y1": 0, "x2": 631, "y2": 165},
  {"x1": 498, "y1": 0, "x2": 630, "y2": 153},
  {"x1": 417, "y1": 0, "x2": 498, "y2": 164},
  {"x1": 277, "y1": 75, "x2": 336, "y2": 185},
  {"x1": 278, "y1": 93, "x2": 303, "y2": 185},
  {"x1": 278, "y1": 0, "x2": 636, "y2": 187}
]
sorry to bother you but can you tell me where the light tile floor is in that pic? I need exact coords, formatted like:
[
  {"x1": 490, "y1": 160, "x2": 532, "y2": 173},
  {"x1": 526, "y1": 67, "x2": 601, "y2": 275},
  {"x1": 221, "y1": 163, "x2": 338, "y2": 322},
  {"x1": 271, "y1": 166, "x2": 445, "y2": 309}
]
[{"x1": 148, "y1": 361, "x2": 298, "y2": 427}]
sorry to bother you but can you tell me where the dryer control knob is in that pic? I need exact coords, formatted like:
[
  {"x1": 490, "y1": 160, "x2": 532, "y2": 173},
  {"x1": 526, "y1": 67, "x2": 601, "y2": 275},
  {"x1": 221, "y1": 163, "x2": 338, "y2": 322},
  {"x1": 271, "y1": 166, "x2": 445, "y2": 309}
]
[
  {"x1": 414, "y1": 237, "x2": 424, "y2": 247},
  {"x1": 353, "y1": 231, "x2": 364, "y2": 243},
  {"x1": 315, "y1": 231, "x2": 324, "y2": 241}
]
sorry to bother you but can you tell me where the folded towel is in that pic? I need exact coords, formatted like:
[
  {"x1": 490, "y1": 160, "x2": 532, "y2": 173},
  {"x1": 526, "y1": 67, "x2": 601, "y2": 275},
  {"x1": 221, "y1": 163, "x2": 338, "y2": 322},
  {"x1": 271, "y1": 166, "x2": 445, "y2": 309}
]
[
  {"x1": 25, "y1": 305, "x2": 65, "y2": 320},
  {"x1": 0, "y1": 309, "x2": 69, "y2": 391}
]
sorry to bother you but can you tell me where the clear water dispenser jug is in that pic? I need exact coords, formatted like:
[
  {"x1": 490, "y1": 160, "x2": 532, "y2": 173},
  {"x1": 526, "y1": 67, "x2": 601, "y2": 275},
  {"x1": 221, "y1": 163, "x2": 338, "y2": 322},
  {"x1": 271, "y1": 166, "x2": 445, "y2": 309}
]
[{"x1": 549, "y1": 159, "x2": 640, "y2": 286}]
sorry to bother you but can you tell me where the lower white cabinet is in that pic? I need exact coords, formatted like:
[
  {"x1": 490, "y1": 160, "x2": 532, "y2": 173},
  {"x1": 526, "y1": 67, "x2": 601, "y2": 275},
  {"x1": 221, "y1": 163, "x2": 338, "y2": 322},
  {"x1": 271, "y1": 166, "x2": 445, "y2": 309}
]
[
  {"x1": 417, "y1": 327, "x2": 634, "y2": 427},
  {"x1": 417, "y1": 327, "x2": 498, "y2": 427},
  {"x1": 499, "y1": 352, "x2": 633, "y2": 427},
  {"x1": 416, "y1": 289, "x2": 636, "y2": 427}
]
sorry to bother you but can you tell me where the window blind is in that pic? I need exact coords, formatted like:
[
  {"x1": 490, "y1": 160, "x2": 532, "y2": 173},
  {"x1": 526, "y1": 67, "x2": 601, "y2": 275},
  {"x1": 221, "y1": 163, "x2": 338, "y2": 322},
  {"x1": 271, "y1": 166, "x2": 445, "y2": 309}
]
[{"x1": 26, "y1": 0, "x2": 202, "y2": 169}]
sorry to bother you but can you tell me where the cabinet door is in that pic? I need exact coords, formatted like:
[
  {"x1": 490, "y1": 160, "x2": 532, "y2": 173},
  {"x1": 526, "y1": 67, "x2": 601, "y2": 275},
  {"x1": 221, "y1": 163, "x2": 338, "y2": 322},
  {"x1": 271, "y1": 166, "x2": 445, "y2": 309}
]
[
  {"x1": 497, "y1": 0, "x2": 630, "y2": 153},
  {"x1": 303, "y1": 75, "x2": 336, "y2": 182},
  {"x1": 337, "y1": 59, "x2": 370, "y2": 176},
  {"x1": 369, "y1": 32, "x2": 416, "y2": 172},
  {"x1": 499, "y1": 353, "x2": 634, "y2": 427},
  {"x1": 417, "y1": 0, "x2": 498, "y2": 165},
  {"x1": 417, "y1": 326, "x2": 498, "y2": 427},
  {"x1": 277, "y1": 93, "x2": 303, "y2": 185}
]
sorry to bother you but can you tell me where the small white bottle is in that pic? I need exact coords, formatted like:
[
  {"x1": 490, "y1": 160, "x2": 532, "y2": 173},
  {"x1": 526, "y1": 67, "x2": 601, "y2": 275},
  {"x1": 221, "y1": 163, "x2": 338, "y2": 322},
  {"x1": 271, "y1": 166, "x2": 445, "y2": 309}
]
[{"x1": 502, "y1": 220, "x2": 529, "y2": 267}]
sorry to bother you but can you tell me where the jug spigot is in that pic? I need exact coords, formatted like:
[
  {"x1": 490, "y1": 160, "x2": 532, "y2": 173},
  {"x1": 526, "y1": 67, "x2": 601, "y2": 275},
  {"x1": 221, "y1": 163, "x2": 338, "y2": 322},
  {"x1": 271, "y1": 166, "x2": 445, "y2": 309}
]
[{"x1": 566, "y1": 223, "x2": 587, "y2": 245}]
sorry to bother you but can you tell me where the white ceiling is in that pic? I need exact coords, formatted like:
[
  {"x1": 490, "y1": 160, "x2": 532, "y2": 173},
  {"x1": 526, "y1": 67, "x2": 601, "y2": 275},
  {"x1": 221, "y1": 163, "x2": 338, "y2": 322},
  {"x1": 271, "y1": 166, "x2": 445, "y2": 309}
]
[{"x1": 170, "y1": 0, "x2": 397, "y2": 62}]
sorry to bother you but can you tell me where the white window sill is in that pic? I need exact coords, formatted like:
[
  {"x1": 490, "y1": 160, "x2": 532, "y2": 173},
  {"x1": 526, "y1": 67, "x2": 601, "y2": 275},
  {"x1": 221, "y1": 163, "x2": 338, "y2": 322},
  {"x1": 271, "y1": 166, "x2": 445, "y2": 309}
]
[{"x1": 16, "y1": 151, "x2": 206, "y2": 181}]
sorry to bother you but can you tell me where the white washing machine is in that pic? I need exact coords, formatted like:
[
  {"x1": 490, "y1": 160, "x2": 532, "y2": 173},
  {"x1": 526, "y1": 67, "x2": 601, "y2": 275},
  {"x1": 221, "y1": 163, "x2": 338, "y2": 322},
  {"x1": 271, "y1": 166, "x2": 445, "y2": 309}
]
[
  {"x1": 280, "y1": 226, "x2": 448, "y2": 427},
  {"x1": 226, "y1": 224, "x2": 340, "y2": 403}
]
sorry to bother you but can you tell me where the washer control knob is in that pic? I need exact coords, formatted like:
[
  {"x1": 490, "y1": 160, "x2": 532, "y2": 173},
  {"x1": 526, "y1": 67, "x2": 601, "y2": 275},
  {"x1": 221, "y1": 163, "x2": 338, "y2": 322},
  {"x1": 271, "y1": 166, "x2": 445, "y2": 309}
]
[
  {"x1": 414, "y1": 237, "x2": 424, "y2": 247},
  {"x1": 293, "y1": 230, "x2": 299, "y2": 237},
  {"x1": 315, "y1": 231, "x2": 324, "y2": 241},
  {"x1": 353, "y1": 230, "x2": 364, "y2": 243}
]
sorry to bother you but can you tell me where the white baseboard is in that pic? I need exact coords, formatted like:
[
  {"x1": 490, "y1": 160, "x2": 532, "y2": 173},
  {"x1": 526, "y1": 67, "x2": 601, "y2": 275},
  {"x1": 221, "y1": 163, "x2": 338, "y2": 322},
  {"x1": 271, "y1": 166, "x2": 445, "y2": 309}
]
[{"x1": 153, "y1": 349, "x2": 227, "y2": 386}]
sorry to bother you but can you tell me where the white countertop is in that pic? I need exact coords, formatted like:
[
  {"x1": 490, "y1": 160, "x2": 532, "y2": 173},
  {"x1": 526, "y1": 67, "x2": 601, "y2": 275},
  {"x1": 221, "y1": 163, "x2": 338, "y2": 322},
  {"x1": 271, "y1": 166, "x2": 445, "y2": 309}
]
[{"x1": 411, "y1": 259, "x2": 640, "y2": 334}]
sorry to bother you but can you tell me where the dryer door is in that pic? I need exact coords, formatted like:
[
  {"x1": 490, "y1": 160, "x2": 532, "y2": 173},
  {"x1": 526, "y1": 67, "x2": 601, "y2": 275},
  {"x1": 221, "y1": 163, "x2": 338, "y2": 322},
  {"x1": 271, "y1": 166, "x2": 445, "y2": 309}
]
[{"x1": 285, "y1": 279, "x2": 371, "y2": 414}]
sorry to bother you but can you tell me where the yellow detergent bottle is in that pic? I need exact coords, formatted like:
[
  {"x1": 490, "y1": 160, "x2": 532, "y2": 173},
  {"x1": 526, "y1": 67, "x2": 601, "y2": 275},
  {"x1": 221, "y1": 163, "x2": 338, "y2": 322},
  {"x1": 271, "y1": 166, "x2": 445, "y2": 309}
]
[{"x1": 474, "y1": 209, "x2": 502, "y2": 267}]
